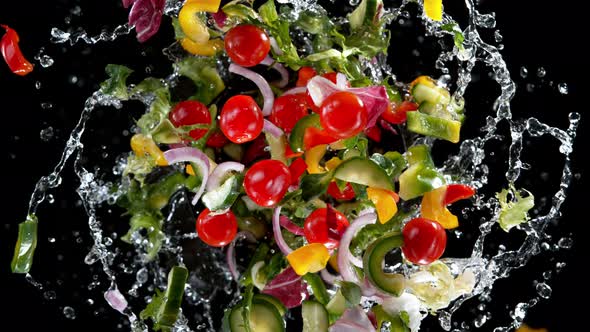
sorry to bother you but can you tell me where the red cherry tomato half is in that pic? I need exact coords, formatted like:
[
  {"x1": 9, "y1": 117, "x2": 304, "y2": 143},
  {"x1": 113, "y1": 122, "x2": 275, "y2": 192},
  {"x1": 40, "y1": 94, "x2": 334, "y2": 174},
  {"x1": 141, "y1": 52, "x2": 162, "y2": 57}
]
[
  {"x1": 322, "y1": 72, "x2": 339, "y2": 84},
  {"x1": 443, "y1": 184, "x2": 476, "y2": 205},
  {"x1": 319, "y1": 91, "x2": 368, "y2": 139},
  {"x1": 270, "y1": 94, "x2": 309, "y2": 133},
  {"x1": 169, "y1": 100, "x2": 211, "y2": 141},
  {"x1": 288, "y1": 157, "x2": 308, "y2": 186},
  {"x1": 196, "y1": 209, "x2": 238, "y2": 247},
  {"x1": 296, "y1": 66, "x2": 317, "y2": 87},
  {"x1": 224, "y1": 24, "x2": 270, "y2": 67},
  {"x1": 206, "y1": 130, "x2": 229, "y2": 148},
  {"x1": 402, "y1": 217, "x2": 447, "y2": 265},
  {"x1": 304, "y1": 207, "x2": 349, "y2": 250},
  {"x1": 327, "y1": 182, "x2": 356, "y2": 201},
  {"x1": 244, "y1": 159, "x2": 291, "y2": 207},
  {"x1": 303, "y1": 127, "x2": 338, "y2": 150},
  {"x1": 220, "y1": 95, "x2": 264, "y2": 144},
  {"x1": 381, "y1": 101, "x2": 418, "y2": 124}
]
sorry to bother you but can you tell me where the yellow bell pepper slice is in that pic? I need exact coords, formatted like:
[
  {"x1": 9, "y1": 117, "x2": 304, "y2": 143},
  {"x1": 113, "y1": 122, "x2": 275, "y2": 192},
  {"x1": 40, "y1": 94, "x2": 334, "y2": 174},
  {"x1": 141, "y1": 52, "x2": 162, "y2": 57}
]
[
  {"x1": 367, "y1": 187, "x2": 398, "y2": 224},
  {"x1": 305, "y1": 144, "x2": 328, "y2": 174},
  {"x1": 421, "y1": 185, "x2": 458, "y2": 229},
  {"x1": 515, "y1": 325, "x2": 547, "y2": 332},
  {"x1": 180, "y1": 37, "x2": 224, "y2": 56},
  {"x1": 179, "y1": 3, "x2": 211, "y2": 44},
  {"x1": 325, "y1": 156, "x2": 342, "y2": 171},
  {"x1": 184, "y1": 0, "x2": 222, "y2": 13},
  {"x1": 287, "y1": 243, "x2": 330, "y2": 276},
  {"x1": 328, "y1": 252, "x2": 340, "y2": 273},
  {"x1": 130, "y1": 134, "x2": 168, "y2": 167},
  {"x1": 424, "y1": 0, "x2": 443, "y2": 21}
]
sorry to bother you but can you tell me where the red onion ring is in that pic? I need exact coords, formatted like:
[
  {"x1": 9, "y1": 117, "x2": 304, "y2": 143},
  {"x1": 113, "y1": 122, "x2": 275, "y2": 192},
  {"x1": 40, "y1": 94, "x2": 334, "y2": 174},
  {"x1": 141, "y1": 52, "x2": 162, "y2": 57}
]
[
  {"x1": 205, "y1": 161, "x2": 245, "y2": 192},
  {"x1": 273, "y1": 206, "x2": 293, "y2": 255},
  {"x1": 269, "y1": 37, "x2": 283, "y2": 56},
  {"x1": 282, "y1": 86, "x2": 307, "y2": 96},
  {"x1": 163, "y1": 147, "x2": 210, "y2": 205},
  {"x1": 104, "y1": 287, "x2": 128, "y2": 313},
  {"x1": 226, "y1": 231, "x2": 257, "y2": 281},
  {"x1": 260, "y1": 55, "x2": 289, "y2": 88},
  {"x1": 263, "y1": 119, "x2": 284, "y2": 138},
  {"x1": 280, "y1": 215, "x2": 305, "y2": 236},
  {"x1": 320, "y1": 268, "x2": 342, "y2": 285},
  {"x1": 338, "y1": 212, "x2": 377, "y2": 283},
  {"x1": 229, "y1": 63, "x2": 274, "y2": 117}
]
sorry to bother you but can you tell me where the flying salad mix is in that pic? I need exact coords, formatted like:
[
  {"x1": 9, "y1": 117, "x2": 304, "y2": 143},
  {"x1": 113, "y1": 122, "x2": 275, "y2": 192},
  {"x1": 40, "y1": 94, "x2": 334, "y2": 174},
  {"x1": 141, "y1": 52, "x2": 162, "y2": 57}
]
[{"x1": 9, "y1": 0, "x2": 579, "y2": 331}]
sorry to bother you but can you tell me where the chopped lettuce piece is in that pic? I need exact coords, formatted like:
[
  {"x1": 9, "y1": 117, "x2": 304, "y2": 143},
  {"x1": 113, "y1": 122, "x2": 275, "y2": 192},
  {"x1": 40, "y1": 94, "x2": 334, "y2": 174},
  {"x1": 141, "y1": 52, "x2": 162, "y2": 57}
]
[
  {"x1": 496, "y1": 185, "x2": 535, "y2": 232},
  {"x1": 100, "y1": 64, "x2": 133, "y2": 100}
]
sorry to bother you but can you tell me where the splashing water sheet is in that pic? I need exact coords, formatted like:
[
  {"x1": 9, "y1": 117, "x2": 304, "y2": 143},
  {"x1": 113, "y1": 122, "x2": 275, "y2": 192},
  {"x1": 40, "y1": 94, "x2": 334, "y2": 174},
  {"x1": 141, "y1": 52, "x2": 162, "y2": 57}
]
[{"x1": 1, "y1": 0, "x2": 585, "y2": 331}]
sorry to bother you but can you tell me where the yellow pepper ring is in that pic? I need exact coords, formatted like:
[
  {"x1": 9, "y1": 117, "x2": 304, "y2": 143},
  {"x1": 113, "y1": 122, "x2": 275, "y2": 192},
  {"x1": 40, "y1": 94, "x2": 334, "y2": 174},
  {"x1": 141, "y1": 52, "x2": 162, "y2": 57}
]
[{"x1": 179, "y1": 3, "x2": 211, "y2": 44}]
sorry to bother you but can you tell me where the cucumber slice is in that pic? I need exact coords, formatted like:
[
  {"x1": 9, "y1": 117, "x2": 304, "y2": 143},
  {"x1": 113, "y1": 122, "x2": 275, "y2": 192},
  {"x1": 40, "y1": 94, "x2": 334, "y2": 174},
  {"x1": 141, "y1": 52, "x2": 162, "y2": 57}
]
[
  {"x1": 229, "y1": 299, "x2": 285, "y2": 332},
  {"x1": 406, "y1": 111, "x2": 461, "y2": 143},
  {"x1": 289, "y1": 114, "x2": 321, "y2": 153},
  {"x1": 302, "y1": 300, "x2": 329, "y2": 332},
  {"x1": 411, "y1": 81, "x2": 450, "y2": 105},
  {"x1": 325, "y1": 290, "x2": 346, "y2": 315},
  {"x1": 158, "y1": 266, "x2": 189, "y2": 329},
  {"x1": 253, "y1": 294, "x2": 287, "y2": 316},
  {"x1": 363, "y1": 233, "x2": 406, "y2": 296},
  {"x1": 398, "y1": 163, "x2": 445, "y2": 200},
  {"x1": 202, "y1": 175, "x2": 241, "y2": 211},
  {"x1": 333, "y1": 157, "x2": 393, "y2": 191}
]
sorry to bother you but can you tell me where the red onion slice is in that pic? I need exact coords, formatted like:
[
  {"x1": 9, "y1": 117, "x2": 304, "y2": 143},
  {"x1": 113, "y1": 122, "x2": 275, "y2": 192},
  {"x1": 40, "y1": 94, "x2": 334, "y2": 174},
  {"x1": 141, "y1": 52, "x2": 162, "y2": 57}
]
[
  {"x1": 229, "y1": 63, "x2": 274, "y2": 117},
  {"x1": 263, "y1": 119, "x2": 284, "y2": 138},
  {"x1": 329, "y1": 306, "x2": 376, "y2": 332},
  {"x1": 260, "y1": 55, "x2": 289, "y2": 88},
  {"x1": 269, "y1": 37, "x2": 283, "y2": 56},
  {"x1": 307, "y1": 75, "x2": 341, "y2": 107},
  {"x1": 205, "y1": 161, "x2": 245, "y2": 192},
  {"x1": 104, "y1": 287, "x2": 128, "y2": 314},
  {"x1": 273, "y1": 206, "x2": 293, "y2": 255},
  {"x1": 338, "y1": 212, "x2": 377, "y2": 283},
  {"x1": 320, "y1": 268, "x2": 342, "y2": 285},
  {"x1": 283, "y1": 86, "x2": 307, "y2": 96},
  {"x1": 280, "y1": 215, "x2": 305, "y2": 236},
  {"x1": 226, "y1": 231, "x2": 257, "y2": 281},
  {"x1": 163, "y1": 147, "x2": 210, "y2": 205}
]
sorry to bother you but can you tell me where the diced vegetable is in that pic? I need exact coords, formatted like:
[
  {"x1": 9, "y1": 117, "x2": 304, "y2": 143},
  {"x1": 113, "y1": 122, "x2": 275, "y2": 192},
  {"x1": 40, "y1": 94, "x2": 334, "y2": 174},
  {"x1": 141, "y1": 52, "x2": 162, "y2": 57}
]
[
  {"x1": 140, "y1": 266, "x2": 189, "y2": 331},
  {"x1": 398, "y1": 145, "x2": 445, "y2": 200},
  {"x1": 229, "y1": 298, "x2": 285, "y2": 332},
  {"x1": 333, "y1": 157, "x2": 393, "y2": 191},
  {"x1": 363, "y1": 233, "x2": 406, "y2": 296},
  {"x1": 302, "y1": 300, "x2": 329, "y2": 332},
  {"x1": 11, "y1": 214, "x2": 38, "y2": 274}
]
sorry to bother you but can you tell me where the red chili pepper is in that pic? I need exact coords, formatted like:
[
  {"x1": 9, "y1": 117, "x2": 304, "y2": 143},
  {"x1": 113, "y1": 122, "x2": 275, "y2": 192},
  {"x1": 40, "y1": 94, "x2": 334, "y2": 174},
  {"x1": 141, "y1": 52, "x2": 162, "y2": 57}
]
[
  {"x1": 288, "y1": 157, "x2": 307, "y2": 186},
  {"x1": 443, "y1": 184, "x2": 476, "y2": 205},
  {"x1": 1, "y1": 25, "x2": 33, "y2": 76}
]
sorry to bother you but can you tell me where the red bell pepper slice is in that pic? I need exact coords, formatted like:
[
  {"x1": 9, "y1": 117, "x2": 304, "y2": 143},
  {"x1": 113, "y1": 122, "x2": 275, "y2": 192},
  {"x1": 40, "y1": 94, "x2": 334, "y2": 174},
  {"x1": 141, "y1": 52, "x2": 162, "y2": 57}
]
[
  {"x1": 1, "y1": 25, "x2": 33, "y2": 76},
  {"x1": 443, "y1": 184, "x2": 476, "y2": 205}
]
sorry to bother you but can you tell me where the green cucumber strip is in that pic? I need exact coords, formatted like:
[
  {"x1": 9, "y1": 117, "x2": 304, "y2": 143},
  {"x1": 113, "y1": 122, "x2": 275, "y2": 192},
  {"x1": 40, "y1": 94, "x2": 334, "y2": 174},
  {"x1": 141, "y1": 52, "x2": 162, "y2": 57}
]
[
  {"x1": 325, "y1": 290, "x2": 346, "y2": 315},
  {"x1": 302, "y1": 273, "x2": 330, "y2": 305},
  {"x1": 11, "y1": 214, "x2": 38, "y2": 274},
  {"x1": 253, "y1": 294, "x2": 287, "y2": 316},
  {"x1": 289, "y1": 114, "x2": 321, "y2": 153},
  {"x1": 240, "y1": 243, "x2": 270, "y2": 286},
  {"x1": 372, "y1": 305, "x2": 410, "y2": 331},
  {"x1": 302, "y1": 300, "x2": 329, "y2": 332},
  {"x1": 363, "y1": 233, "x2": 406, "y2": 296},
  {"x1": 406, "y1": 111, "x2": 461, "y2": 143},
  {"x1": 333, "y1": 157, "x2": 393, "y2": 191},
  {"x1": 157, "y1": 266, "x2": 189, "y2": 329},
  {"x1": 411, "y1": 82, "x2": 450, "y2": 105},
  {"x1": 202, "y1": 175, "x2": 241, "y2": 211}
]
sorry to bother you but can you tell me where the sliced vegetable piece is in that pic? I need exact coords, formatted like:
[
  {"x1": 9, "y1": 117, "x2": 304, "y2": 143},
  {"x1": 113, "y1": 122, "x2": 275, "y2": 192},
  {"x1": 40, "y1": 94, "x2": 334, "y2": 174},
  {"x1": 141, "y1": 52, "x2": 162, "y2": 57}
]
[
  {"x1": 398, "y1": 145, "x2": 445, "y2": 200},
  {"x1": 202, "y1": 175, "x2": 241, "y2": 211},
  {"x1": 367, "y1": 187, "x2": 398, "y2": 223},
  {"x1": 363, "y1": 232, "x2": 406, "y2": 296},
  {"x1": 424, "y1": 0, "x2": 443, "y2": 21},
  {"x1": 140, "y1": 266, "x2": 189, "y2": 331},
  {"x1": 229, "y1": 298, "x2": 285, "y2": 332},
  {"x1": 406, "y1": 111, "x2": 461, "y2": 143},
  {"x1": 302, "y1": 300, "x2": 329, "y2": 332},
  {"x1": 496, "y1": 185, "x2": 535, "y2": 232},
  {"x1": 254, "y1": 294, "x2": 287, "y2": 316},
  {"x1": 287, "y1": 243, "x2": 330, "y2": 276},
  {"x1": 302, "y1": 273, "x2": 330, "y2": 305},
  {"x1": 11, "y1": 214, "x2": 38, "y2": 274},
  {"x1": 333, "y1": 157, "x2": 393, "y2": 191},
  {"x1": 289, "y1": 114, "x2": 321, "y2": 153}
]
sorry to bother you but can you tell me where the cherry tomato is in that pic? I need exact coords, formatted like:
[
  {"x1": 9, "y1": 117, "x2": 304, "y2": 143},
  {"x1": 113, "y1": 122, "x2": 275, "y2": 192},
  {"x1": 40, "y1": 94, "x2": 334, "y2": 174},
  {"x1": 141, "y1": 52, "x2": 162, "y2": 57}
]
[
  {"x1": 402, "y1": 217, "x2": 447, "y2": 265},
  {"x1": 381, "y1": 101, "x2": 418, "y2": 124},
  {"x1": 319, "y1": 91, "x2": 368, "y2": 139},
  {"x1": 304, "y1": 207, "x2": 349, "y2": 250},
  {"x1": 288, "y1": 157, "x2": 308, "y2": 186},
  {"x1": 322, "y1": 72, "x2": 339, "y2": 84},
  {"x1": 224, "y1": 24, "x2": 270, "y2": 67},
  {"x1": 270, "y1": 94, "x2": 309, "y2": 133},
  {"x1": 196, "y1": 209, "x2": 238, "y2": 247},
  {"x1": 169, "y1": 100, "x2": 211, "y2": 140},
  {"x1": 296, "y1": 66, "x2": 317, "y2": 87},
  {"x1": 443, "y1": 184, "x2": 476, "y2": 205},
  {"x1": 244, "y1": 159, "x2": 291, "y2": 207},
  {"x1": 305, "y1": 72, "x2": 344, "y2": 113},
  {"x1": 327, "y1": 182, "x2": 356, "y2": 201},
  {"x1": 206, "y1": 130, "x2": 229, "y2": 148},
  {"x1": 220, "y1": 95, "x2": 264, "y2": 144}
]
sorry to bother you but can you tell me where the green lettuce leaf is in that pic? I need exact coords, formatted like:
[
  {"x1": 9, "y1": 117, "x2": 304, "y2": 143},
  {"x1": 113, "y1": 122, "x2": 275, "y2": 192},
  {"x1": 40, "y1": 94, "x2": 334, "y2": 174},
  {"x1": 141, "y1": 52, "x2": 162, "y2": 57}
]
[
  {"x1": 496, "y1": 184, "x2": 535, "y2": 232},
  {"x1": 101, "y1": 64, "x2": 133, "y2": 100}
]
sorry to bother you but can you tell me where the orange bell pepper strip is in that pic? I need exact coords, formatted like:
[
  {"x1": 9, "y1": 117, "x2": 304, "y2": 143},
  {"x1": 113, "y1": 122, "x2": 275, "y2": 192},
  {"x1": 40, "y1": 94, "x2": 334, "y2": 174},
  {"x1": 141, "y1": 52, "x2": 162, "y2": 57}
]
[
  {"x1": 367, "y1": 187, "x2": 398, "y2": 224},
  {"x1": 421, "y1": 184, "x2": 475, "y2": 229}
]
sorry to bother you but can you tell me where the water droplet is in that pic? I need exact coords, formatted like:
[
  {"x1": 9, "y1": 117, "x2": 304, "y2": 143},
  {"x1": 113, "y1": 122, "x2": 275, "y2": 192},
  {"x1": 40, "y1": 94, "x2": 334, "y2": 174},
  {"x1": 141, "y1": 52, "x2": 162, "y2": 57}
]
[
  {"x1": 87, "y1": 298, "x2": 94, "y2": 305},
  {"x1": 556, "y1": 262, "x2": 566, "y2": 273},
  {"x1": 35, "y1": 81, "x2": 42, "y2": 89},
  {"x1": 50, "y1": 28, "x2": 71, "y2": 44},
  {"x1": 438, "y1": 311, "x2": 452, "y2": 331},
  {"x1": 43, "y1": 290, "x2": 57, "y2": 300},
  {"x1": 47, "y1": 194, "x2": 55, "y2": 204},
  {"x1": 520, "y1": 66, "x2": 528, "y2": 78},
  {"x1": 543, "y1": 271, "x2": 552, "y2": 280},
  {"x1": 494, "y1": 30, "x2": 503, "y2": 43},
  {"x1": 41, "y1": 102, "x2": 54, "y2": 110},
  {"x1": 474, "y1": 314, "x2": 487, "y2": 328},
  {"x1": 136, "y1": 267, "x2": 149, "y2": 284},
  {"x1": 69, "y1": 75, "x2": 79, "y2": 84},
  {"x1": 349, "y1": 0, "x2": 360, "y2": 5},
  {"x1": 48, "y1": 237, "x2": 56, "y2": 243},
  {"x1": 558, "y1": 82, "x2": 568, "y2": 95},
  {"x1": 40, "y1": 126, "x2": 54, "y2": 141},
  {"x1": 557, "y1": 237, "x2": 573, "y2": 249},
  {"x1": 511, "y1": 303, "x2": 528, "y2": 322},
  {"x1": 526, "y1": 83, "x2": 535, "y2": 92},
  {"x1": 536, "y1": 282, "x2": 552, "y2": 299},
  {"x1": 39, "y1": 55, "x2": 55, "y2": 68},
  {"x1": 63, "y1": 306, "x2": 76, "y2": 319},
  {"x1": 536, "y1": 67, "x2": 546, "y2": 78}
]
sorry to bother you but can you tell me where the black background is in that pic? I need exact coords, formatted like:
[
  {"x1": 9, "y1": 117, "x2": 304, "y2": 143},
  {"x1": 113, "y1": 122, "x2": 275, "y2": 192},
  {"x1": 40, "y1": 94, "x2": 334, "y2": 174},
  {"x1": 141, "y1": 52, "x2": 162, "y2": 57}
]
[{"x1": 1, "y1": 0, "x2": 587, "y2": 331}]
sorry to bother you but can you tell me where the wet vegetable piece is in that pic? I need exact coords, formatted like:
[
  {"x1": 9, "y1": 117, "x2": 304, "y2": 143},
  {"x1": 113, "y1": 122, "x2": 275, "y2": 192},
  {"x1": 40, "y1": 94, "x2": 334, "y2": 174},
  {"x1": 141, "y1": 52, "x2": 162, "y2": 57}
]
[
  {"x1": 327, "y1": 182, "x2": 356, "y2": 201},
  {"x1": 1, "y1": 25, "x2": 33, "y2": 76},
  {"x1": 303, "y1": 207, "x2": 349, "y2": 249},
  {"x1": 319, "y1": 91, "x2": 368, "y2": 139},
  {"x1": 11, "y1": 214, "x2": 38, "y2": 273},
  {"x1": 196, "y1": 209, "x2": 238, "y2": 247},
  {"x1": 225, "y1": 24, "x2": 271, "y2": 67},
  {"x1": 169, "y1": 100, "x2": 211, "y2": 140},
  {"x1": 220, "y1": 95, "x2": 264, "y2": 144},
  {"x1": 244, "y1": 159, "x2": 291, "y2": 207},
  {"x1": 402, "y1": 217, "x2": 447, "y2": 265},
  {"x1": 270, "y1": 94, "x2": 309, "y2": 133},
  {"x1": 382, "y1": 101, "x2": 418, "y2": 124}
]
